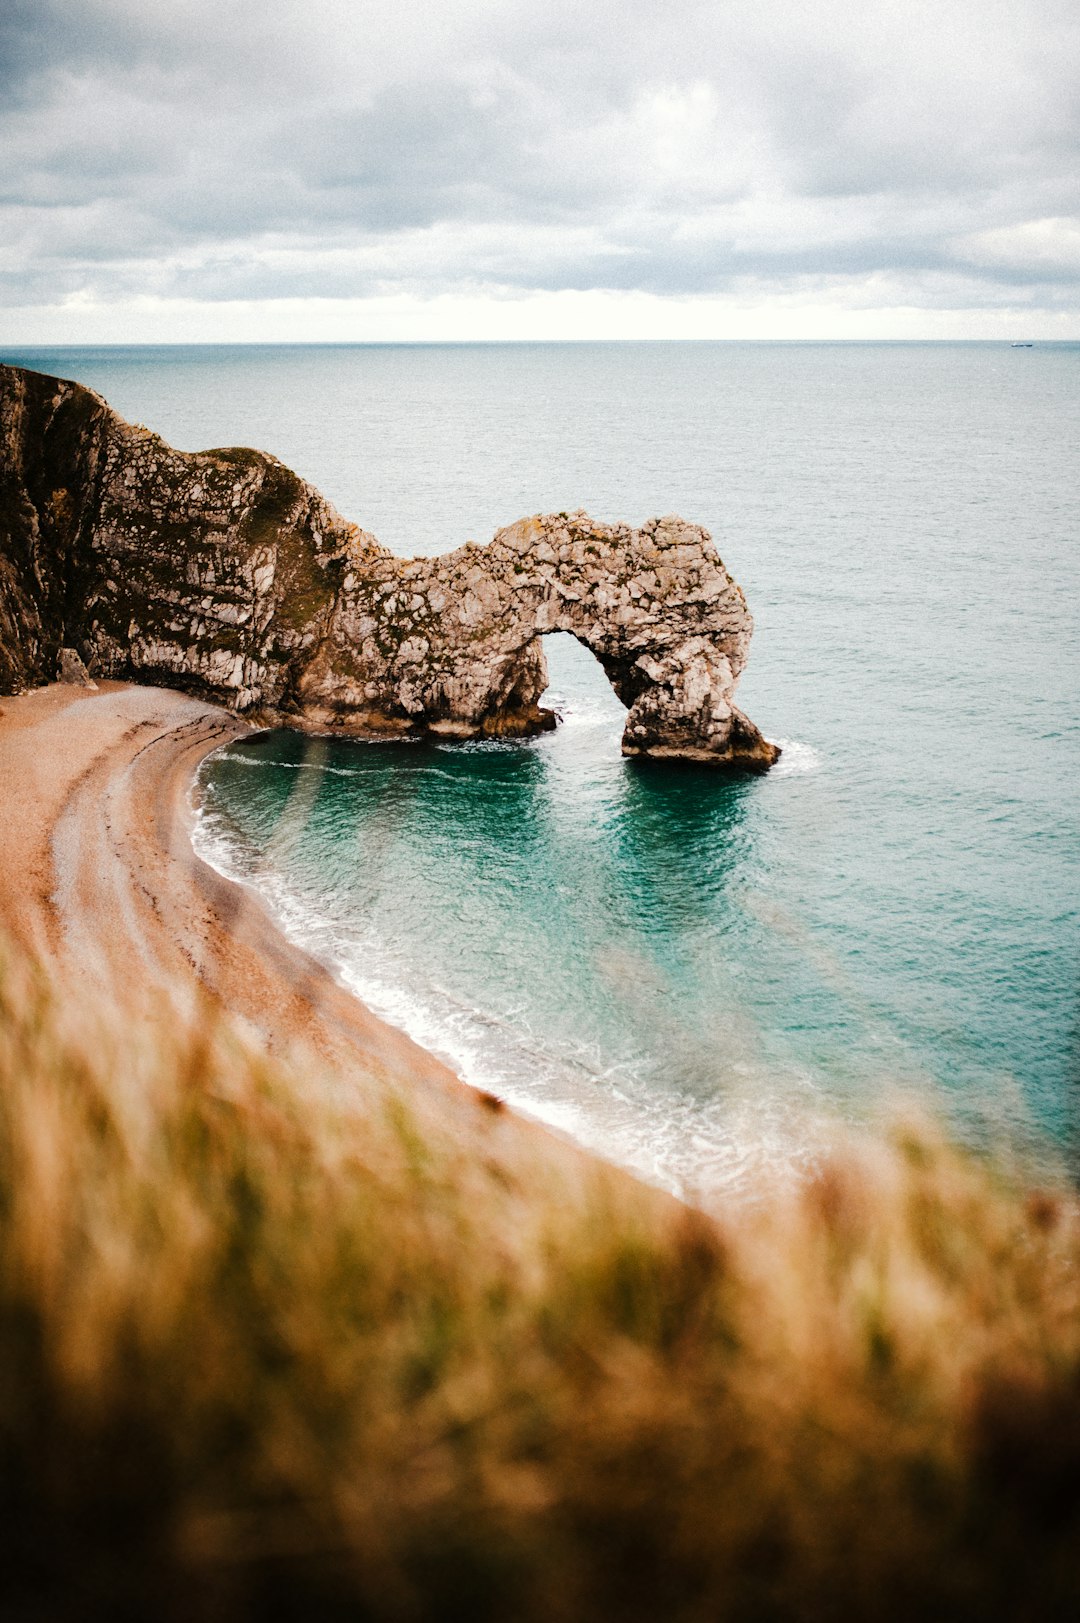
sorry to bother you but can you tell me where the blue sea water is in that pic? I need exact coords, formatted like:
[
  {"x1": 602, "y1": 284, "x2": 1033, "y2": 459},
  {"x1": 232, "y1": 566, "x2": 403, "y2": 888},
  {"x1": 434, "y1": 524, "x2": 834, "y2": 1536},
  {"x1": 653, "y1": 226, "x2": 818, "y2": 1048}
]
[{"x1": 6, "y1": 341, "x2": 1079, "y2": 1197}]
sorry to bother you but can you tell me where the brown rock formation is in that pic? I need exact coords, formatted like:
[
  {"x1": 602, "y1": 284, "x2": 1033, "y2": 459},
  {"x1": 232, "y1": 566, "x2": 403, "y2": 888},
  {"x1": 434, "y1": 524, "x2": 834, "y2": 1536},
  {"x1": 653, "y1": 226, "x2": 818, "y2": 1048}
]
[{"x1": 0, "y1": 363, "x2": 777, "y2": 769}]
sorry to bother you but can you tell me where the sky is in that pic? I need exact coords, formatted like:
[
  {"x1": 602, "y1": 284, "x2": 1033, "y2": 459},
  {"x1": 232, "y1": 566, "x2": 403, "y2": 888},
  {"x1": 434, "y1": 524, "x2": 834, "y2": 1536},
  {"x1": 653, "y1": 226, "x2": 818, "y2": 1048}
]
[{"x1": 1, "y1": 0, "x2": 1078, "y2": 342}]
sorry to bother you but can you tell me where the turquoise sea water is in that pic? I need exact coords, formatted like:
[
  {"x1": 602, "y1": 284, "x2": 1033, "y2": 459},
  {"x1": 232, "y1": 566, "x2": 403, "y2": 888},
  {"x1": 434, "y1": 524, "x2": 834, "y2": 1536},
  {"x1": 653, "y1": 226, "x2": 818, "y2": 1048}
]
[{"x1": 6, "y1": 342, "x2": 1079, "y2": 1197}]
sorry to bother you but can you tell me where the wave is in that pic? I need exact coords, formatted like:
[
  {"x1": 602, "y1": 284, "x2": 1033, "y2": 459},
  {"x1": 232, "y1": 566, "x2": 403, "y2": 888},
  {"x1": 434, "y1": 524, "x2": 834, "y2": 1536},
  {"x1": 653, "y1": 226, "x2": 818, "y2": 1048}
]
[{"x1": 770, "y1": 738, "x2": 822, "y2": 776}]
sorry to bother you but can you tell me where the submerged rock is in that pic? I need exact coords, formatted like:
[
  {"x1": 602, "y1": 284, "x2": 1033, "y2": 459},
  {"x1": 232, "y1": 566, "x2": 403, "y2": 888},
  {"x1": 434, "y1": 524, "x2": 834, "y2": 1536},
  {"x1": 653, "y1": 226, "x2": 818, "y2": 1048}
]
[{"x1": 0, "y1": 364, "x2": 778, "y2": 769}]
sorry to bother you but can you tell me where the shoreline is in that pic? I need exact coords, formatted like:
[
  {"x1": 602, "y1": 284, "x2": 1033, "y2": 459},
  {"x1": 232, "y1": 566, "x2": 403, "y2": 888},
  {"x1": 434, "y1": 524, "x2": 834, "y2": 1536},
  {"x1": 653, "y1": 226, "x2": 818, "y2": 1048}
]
[{"x1": 0, "y1": 680, "x2": 653, "y2": 1213}]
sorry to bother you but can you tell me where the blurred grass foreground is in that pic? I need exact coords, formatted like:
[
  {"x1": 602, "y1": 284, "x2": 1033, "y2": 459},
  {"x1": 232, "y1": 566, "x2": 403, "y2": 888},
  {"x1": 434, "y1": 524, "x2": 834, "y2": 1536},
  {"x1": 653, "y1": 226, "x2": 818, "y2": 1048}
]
[{"x1": 1, "y1": 947, "x2": 1079, "y2": 1622}]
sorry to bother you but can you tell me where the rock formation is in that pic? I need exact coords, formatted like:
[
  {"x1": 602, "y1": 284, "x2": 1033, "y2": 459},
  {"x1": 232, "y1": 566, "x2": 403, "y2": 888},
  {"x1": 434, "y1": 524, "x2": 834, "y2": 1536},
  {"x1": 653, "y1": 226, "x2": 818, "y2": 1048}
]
[{"x1": 0, "y1": 363, "x2": 778, "y2": 769}]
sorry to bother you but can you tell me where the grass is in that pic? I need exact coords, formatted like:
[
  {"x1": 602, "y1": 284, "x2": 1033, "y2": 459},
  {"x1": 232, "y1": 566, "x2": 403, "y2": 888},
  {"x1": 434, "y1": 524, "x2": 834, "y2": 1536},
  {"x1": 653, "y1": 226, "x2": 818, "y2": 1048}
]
[{"x1": 0, "y1": 946, "x2": 1078, "y2": 1621}]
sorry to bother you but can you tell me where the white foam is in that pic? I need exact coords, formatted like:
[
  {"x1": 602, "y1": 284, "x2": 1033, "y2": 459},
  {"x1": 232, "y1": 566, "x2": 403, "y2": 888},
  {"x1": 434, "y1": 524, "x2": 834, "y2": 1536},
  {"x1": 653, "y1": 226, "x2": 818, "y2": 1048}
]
[
  {"x1": 210, "y1": 748, "x2": 367, "y2": 778},
  {"x1": 770, "y1": 738, "x2": 822, "y2": 777}
]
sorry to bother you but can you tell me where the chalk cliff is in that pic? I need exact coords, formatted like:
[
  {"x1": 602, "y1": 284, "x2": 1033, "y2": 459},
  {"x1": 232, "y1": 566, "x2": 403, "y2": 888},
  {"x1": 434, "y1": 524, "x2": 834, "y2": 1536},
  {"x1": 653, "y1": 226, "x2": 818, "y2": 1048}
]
[{"x1": 0, "y1": 363, "x2": 777, "y2": 768}]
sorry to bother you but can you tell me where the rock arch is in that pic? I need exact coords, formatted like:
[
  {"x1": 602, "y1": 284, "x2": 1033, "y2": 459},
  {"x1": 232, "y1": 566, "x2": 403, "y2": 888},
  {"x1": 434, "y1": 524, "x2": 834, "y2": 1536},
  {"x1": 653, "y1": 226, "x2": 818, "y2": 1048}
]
[
  {"x1": 300, "y1": 511, "x2": 778, "y2": 768},
  {"x1": 0, "y1": 364, "x2": 778, "y2": 770}
]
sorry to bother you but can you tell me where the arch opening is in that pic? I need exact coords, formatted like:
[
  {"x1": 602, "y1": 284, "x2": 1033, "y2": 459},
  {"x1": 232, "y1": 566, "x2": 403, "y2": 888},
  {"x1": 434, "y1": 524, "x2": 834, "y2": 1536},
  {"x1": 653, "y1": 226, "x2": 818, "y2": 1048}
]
[{"x1": 538, "y1": 631, "x2": 628, "y2": 731}]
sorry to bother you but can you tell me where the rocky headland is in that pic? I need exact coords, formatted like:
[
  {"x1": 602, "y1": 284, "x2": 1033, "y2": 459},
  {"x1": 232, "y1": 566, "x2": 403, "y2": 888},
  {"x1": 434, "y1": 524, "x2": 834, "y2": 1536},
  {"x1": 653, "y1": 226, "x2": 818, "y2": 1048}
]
[{"x1": 0, "y1": 363, "x2": 777, "y2": 768}]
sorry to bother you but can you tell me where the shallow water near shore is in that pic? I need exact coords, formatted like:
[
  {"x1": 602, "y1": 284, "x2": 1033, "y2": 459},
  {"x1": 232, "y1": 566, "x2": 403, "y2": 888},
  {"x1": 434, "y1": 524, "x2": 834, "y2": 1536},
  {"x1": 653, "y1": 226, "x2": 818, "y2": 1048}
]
[{"x1": 7, "y1": 340, "x2": 1079, "y2": 1197}]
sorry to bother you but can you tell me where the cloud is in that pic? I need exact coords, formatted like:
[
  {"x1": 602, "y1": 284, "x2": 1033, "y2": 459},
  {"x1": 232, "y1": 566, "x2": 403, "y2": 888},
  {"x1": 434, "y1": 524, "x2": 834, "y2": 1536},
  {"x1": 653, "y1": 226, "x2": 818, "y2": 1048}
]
[
  {"x1": 1, "y1": 0, "x2": 1078, "y2": 335},
  {"x1": 951, "y1": 216, "x2": 1080, "y2": 277}
]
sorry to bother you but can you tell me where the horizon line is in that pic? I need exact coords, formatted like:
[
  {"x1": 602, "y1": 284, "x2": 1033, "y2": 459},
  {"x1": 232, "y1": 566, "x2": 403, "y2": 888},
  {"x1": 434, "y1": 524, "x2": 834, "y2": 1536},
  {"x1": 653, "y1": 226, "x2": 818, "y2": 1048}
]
[{"x1": 2, "y1": 336, "x2": 1073, "y2": 350}]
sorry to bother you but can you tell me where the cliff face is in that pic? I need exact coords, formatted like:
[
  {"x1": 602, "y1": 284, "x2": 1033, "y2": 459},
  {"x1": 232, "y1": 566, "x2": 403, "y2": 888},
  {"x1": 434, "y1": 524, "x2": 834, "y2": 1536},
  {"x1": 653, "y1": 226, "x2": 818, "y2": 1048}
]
[
  {"x1": 0, "y1": 367, "x2": 103, "y2": 697},
  {"x1": 0, "y1": 364, "x2": 777, "y2": 768},
  {"x1": 0, "y1": 365, "x2": 365, "y2": 712}
]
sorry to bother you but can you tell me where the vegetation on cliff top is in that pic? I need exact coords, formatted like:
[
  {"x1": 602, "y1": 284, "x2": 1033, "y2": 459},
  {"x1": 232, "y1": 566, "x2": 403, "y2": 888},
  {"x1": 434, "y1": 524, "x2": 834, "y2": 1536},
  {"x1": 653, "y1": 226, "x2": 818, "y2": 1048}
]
[{"x1": 0, "y1": 948, "x2": 1078, "y2": 1621}]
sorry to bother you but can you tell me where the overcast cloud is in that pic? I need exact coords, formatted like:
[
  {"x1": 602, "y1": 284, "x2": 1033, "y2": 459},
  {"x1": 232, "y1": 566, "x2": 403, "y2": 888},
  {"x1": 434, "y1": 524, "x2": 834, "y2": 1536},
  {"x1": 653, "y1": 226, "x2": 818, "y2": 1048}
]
[{"x1": 1, "y1": 0, "x2": 1078, "y2": 339}]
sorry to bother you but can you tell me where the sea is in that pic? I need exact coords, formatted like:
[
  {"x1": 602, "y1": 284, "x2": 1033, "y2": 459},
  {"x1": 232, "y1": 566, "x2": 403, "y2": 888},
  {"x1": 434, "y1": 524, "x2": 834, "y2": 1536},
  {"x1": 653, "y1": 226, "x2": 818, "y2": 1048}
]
[{"x1": 6, "y1": 341, "x2": 1079, "y2": 1200}]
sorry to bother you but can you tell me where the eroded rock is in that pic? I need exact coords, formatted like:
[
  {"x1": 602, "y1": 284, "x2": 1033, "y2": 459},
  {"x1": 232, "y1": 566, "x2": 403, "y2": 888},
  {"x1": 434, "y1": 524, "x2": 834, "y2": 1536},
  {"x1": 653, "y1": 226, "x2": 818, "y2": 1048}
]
[
  {"x1": 57, "y1": 646, "x2": 97, "y2": 688},
  {"x1": 0, "y1": 364, "x2": 778, "y2": 769}
]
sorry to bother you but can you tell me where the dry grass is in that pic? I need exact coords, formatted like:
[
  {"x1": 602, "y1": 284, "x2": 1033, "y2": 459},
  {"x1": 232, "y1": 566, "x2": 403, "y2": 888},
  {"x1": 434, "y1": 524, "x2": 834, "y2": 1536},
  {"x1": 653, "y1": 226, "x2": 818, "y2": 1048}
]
[{"x1": 1, "y1": 948, "x2": 1079, "y2": 1622}]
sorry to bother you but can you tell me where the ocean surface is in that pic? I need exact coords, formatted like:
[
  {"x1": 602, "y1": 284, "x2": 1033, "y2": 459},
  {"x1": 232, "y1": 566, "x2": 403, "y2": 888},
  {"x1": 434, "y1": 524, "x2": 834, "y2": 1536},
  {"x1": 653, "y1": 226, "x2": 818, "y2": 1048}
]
[{"x1": 6, "y1": 341, "x2": 1079, "y2": 1198}]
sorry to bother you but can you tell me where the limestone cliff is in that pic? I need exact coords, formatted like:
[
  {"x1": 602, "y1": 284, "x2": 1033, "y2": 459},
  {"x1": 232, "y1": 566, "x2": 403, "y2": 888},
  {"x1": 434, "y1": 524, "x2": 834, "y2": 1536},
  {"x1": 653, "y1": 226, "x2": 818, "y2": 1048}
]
[{"x1": 0, "y1": 363, "x2": 777, "y2": 769}]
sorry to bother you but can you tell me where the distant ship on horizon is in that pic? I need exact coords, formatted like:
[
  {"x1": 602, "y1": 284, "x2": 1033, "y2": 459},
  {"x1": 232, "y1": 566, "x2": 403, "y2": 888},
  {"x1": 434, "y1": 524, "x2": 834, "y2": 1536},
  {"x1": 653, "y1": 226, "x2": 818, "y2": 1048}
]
[{"x1": 1011, "y1": 342, "x2": 1034, "y2": 347}]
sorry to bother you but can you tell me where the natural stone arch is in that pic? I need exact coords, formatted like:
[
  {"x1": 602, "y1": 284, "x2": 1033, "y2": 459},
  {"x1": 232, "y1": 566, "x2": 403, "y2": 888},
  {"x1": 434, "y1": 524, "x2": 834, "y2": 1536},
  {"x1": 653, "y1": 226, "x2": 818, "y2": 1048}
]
[
  {"x1": 0, "y1": 364, "x2": 778, "y2": 771},
  {"x1": 300, "y1": 512, "x2": 778, "y2": 769}
]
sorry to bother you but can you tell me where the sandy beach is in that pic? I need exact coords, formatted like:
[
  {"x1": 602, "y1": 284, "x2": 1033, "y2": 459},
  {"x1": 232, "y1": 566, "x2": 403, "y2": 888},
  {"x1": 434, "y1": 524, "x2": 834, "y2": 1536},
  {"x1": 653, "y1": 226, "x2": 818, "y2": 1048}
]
[{"x1": 0, "y1": 679, "x2": 631, "y2": 1211}]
